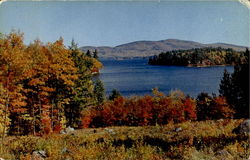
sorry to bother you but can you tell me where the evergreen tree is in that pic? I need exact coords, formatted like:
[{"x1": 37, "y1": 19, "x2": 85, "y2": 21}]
[
  {"x1": 148, "y1": 47, "x2": 246, "y2": 66},
  {"x1": 66, "y1": 40, "x2": 95, "y2": 128},
  {"x1": 219, "y1": 48, "x2": 249, "y2": 118},
  {"x1": 196, "y1": 93, "x2": 212, "y2": 121},
  {"x1": 93, "y1": 49, "x2": 99, "y2": 59},
  {"x1": 86, "y1": 50, "x2": 92, "y2": 57},
  {"x1": 109, "y1": 89, "x2": 121, "y2": 100},
  {"x1": 69, "y1": 39, "x2": 78, "y2": 50},
  {"x1": 94, "y1": 80, "x2": 105, "y2": 105},
  {"x1": 219, "y1": 70, "x2": 233, "y2": 104}
]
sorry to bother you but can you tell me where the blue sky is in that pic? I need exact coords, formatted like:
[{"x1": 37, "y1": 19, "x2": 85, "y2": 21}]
[{"x1": 0, "y1": 1, "x2": 249, "y2": 47}]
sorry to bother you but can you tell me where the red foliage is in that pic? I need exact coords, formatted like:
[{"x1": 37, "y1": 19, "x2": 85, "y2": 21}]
[
  {"x1": 53, "y1": 124, "x2": 63, "y2": 134},
  {"x1": 210, "y1": 96, "x2": 235, "y2": 119},
  {"x1": 196, "y1": 93, "x2": 235, "y2": 120},
  {"x1": 41, "y1": 112, "x2": 52, "y2": 135},
  {"x1": 183, "y1": 98, "x2": 197, "y2": 120},
  {"x1": 81, "y1": 92, "x2": 197, "y2": 128}
]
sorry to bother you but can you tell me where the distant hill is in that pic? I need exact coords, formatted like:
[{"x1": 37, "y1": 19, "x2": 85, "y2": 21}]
[{"x1": 80, "y1": 39, "x2": 247, "y2": 58}]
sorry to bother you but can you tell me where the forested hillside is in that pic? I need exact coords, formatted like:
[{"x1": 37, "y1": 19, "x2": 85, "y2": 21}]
[
  {"x1": 80, "y1": 39, "x2": 246, "y2": 58},
  {"x1": 148, "y1": 47, "x2": 247, "y2": 67}
]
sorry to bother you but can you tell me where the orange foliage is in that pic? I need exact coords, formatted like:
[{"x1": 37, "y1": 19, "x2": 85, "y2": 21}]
[
  {"x1": 0, "y1": 32, "x2": 100, "y2": 135},
  {"x1": 183, "y1": 98, "x2": 197, "y2": 120},
  {"x1": 91, "y1": 58, "x2": 103, "y2": 73},
  {"x1": 196, "y1": 93, "x2": 235, "y2": 120},
  {"x1": 210, "y1": 96, "x2": 235, "y2": 119},
  {"x1": 81, "y1": 91, "x2": 197, "y2": 128},
  {"x1": 82, "y1": 91, "x2": 234, "y2": 129}
]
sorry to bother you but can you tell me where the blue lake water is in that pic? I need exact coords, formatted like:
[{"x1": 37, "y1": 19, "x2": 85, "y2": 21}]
[{"x1": 98, "y1": 58, "x2": 234, "y2": 98}]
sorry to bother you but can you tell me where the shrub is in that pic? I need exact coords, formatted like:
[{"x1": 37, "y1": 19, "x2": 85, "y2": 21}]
[
  {"x1": 196, "y1": 93, "x2": 234, "y2": 120},
  {"x1": 81, "y1": 90, "x2": 197, "y2": 128}
]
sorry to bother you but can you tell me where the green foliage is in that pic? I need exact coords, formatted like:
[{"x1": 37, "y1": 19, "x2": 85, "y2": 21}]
[
  {"x1": 108, "y1": 89, "x2": 122, "y2": 100},
  {"x1": 196, "y1": 93, "x2": 234, "y2": 121},
  {"x1": 219, "y1": 70, "x2": 232, "y2": 100},
  {"x1": 94, "y1": 79, "x2": 105, "y2": 105},
  {"x1": 149, "y1": 47, "x2": 247, "y2": 66},
  {"x1": 0, "y1": 32, "x2": 102, "y2": 135},
  {"x1": 86, "y1": 50, "x2": 92, "y2": 57},
  {"x1": 93, "y1": 49, "x2": 99, "y2": 59},
  {"x1": 219, "y1": 48, "x2": 249, "y2": 118},
  {"x1": 65, "y1": 40, "x2": 98, "y2": 128}
]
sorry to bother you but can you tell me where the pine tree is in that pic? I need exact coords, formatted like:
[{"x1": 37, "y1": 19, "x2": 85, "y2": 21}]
[
  {"x1": 219, "y1": 70, "x2": 234, "y2": 104},
  {"x1": 94, "y1": 80, "x2": 105, "y2": 105},
  {"x1": 66, "y1": 40, "x2": 96, "y2": 128},
  {"x1": 86, "y1": 50, "x2": 92, "y2": 57},
  {"x1": 196, "y1": 93, "x2": 212, "y2": 121},
  {"x1": 93, "y1": 49, "x2": 99, "y2": 59},
  {"x1": 219, "y1": 48, "x2": 249, "y2": 118},
  {"x1": 109, "y1": 89, "x2": 121, "y2": 100}
]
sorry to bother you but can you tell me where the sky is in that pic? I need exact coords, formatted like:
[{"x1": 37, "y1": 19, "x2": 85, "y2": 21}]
[{"x1": 0, "y1": 0, "x2": 249, "y2": 47}]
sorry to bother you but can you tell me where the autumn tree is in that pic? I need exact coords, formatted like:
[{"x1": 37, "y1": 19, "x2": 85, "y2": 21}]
[
  {"x1": 0, "y1": 31, "x2": 32, "y2": 136},
  {"x1": 0, "y1": 32, "x2": 104, "y2": 135},
  {"x1": 196, "y1": 93, "x2": 234, "y2": 120},
  {"x1": 82, "y1": 89, "x2": 197, "y2": 128},
  {"x1": 23, "y1": 37, "x2": 78, "y2": 134},
  {"x1": 24, "y1": 39, "x2": 54, "y2": 135},
  {"x1": 210, "y1": 96, "x2": 234, "y2": 119},
  {"x1": 0, "y1": 84, "x2": 10, "y2": 137},
  {"x1": 196, "y1": 93, "x2": 213, "y2": 121}
]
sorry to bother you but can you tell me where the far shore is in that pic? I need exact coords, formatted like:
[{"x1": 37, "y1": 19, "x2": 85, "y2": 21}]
[{"x1": 186, "y1": 64, "x2": 234, "y2": 68}]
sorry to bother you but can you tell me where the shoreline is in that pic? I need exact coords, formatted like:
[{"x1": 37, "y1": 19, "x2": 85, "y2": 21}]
[
  {"x1": 186, "y1": 64, "x2": 233, "y2": 68},
  {"x1": 148, "y1": 63, "x2": 234, "y2": 68}
]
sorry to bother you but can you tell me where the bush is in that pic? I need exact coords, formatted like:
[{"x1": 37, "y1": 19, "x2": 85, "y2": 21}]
[
  {"x1": 196, "y1": 93, "x2": 234, "y2": 120},
  {"x1": 81, "y1": 90, "x2": 197, "y2": 128}
]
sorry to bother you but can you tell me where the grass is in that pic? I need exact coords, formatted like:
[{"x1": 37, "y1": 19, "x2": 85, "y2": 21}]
[{"x1": 1, "y1": 119, "x2": 249, "y2": 160}]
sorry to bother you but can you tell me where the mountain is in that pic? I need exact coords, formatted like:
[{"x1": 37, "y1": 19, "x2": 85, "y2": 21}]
[{"x1": 80, "y1": 39, "x2": 247, "y2": 58}]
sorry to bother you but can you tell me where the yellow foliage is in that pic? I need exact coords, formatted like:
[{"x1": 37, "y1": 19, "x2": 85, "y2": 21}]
[
  {"x1": 92, "y1": 58, "x2": 103, "y2": 70},
  {"x1": 0, "y1": 104, "x2": 10, "y2": 136},
  {"x1": 1, "y1": 119, "x2": 248, "y2": 160}
]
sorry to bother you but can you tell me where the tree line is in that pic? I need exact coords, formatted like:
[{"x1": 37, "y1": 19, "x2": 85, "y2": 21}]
[
  {"x1": 82, "y1": 48, "x2": 249, "y2": 128},
  {"x1": 0, "y1": 32, "x2": 248, "y2": 137},
  {"x1": 82, "y1": 89, "x2": 235, "y2": 128},
  {"x1": 0, "y1": 32, "x2": 104, "y2": 137},
  {"x1": 219, "y1": 48, "x2": 249, "y2": 118},
  {"x1": 148, "y1": 47, "x2": 247, "y2": 66}
]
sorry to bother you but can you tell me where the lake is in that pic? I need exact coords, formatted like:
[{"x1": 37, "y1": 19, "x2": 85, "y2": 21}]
[{"x1": 98, "y1": 58, "x2": 234, "y2": 98}]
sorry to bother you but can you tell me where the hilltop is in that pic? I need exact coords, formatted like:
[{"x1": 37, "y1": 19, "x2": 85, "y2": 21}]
[{"x1": 80, "y1": 39, "x2": 246, "y2": 58}]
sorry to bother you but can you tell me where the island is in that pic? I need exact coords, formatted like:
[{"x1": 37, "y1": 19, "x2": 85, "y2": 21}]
[{"x1": 148, "y1": 47, "x2": 248, "y2": 67}]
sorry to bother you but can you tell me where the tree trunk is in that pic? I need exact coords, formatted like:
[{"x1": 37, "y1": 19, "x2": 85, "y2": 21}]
[{"x1": 1, "y1": 71, "x2": 10, "y2": 152}]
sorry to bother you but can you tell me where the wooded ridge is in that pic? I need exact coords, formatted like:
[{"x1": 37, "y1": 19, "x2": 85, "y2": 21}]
[{"x1": 80, "y1": 39, "x2": 247, "y2": 58}]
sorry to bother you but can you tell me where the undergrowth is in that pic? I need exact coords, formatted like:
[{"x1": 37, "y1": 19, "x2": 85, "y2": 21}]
[{"x1": 0, "y1": 119, "x2": 249, "y2": 160}]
